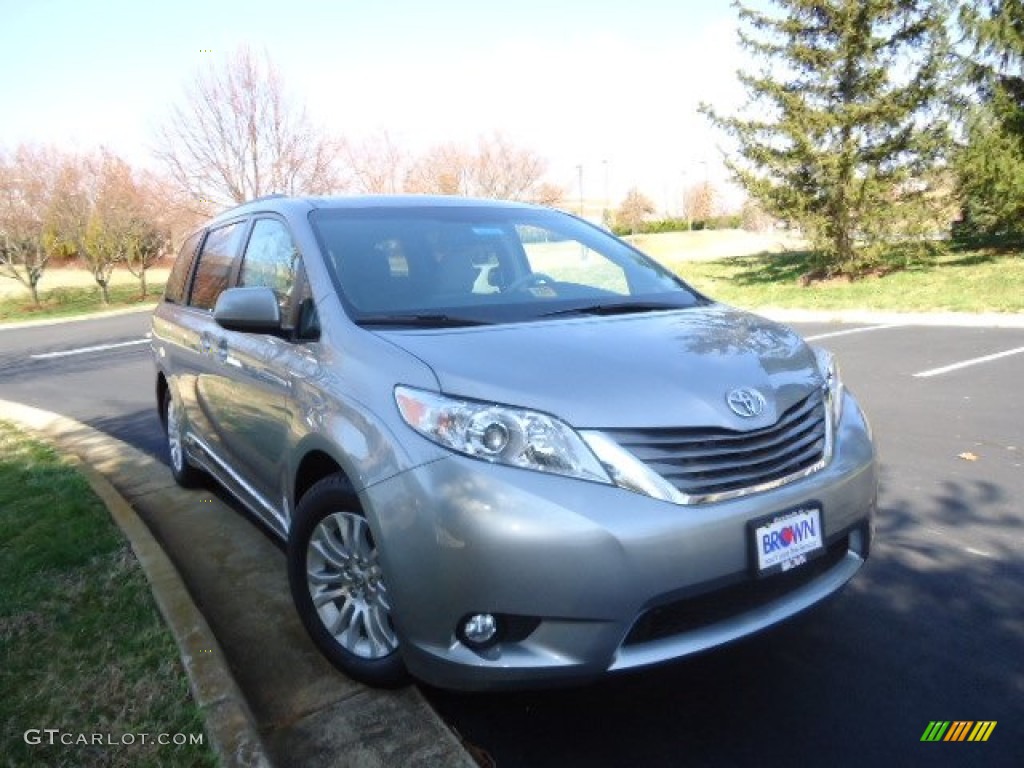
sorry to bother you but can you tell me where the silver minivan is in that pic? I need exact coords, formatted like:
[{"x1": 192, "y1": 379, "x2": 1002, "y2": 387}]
[{"x1": 151, "y1": 195, "x2": 876, "y2": 690}]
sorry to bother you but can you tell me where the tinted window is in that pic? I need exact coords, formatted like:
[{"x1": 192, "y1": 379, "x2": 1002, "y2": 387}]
[
  {"x1": 164, "y1": 231, "x2": 203, "y2": 304},
  {"x1": 517, "y1": 224, "x2": 629, "y2": 295},
  {"x1": 310, "y1": 206, "x2": 700, "y2": 324},
  {"x1": 189, "y1": 222, "x2": 243, "y2": 311},
  {"x1": 239, "y1": 218, "x2": 299, "y2": 321}
]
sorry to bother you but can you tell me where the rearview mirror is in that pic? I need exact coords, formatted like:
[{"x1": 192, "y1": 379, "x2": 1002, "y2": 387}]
[{"x1": 213, "y1": 286, "x2": 282, "y2": 334}]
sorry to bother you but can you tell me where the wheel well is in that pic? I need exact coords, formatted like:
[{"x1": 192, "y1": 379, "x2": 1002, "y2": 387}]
[{"x1": 294, "y1": 450, "x2": 352, "y2": 507}]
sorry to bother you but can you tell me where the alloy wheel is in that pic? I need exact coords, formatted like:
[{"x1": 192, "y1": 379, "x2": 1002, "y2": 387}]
[{"x1": 306, "y1": 512, "x2": 398, "y2": 659}]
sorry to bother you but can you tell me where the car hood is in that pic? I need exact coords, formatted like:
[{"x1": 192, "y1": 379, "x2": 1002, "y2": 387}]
[{"x1": 375, "y1": 304, "x2": 822, "y2": 430}]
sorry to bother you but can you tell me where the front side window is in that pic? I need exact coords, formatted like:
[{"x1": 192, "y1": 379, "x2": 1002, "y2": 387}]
[
  {"x1": 310, "y1": 206, "x2": 701, "y2": 325},
  {"x1": 189, "y1": 221, "x2": 243, "y2": 311},
  {"x1": 239, "y1": 218, "x2": 299, "y2": 322}
]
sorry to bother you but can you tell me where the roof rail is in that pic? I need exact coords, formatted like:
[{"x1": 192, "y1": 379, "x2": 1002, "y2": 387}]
[
  {"x1": 213, "y1": 193, "x2": 290, "y2": 217},
  {"x1": 247, "y1": 193, "x2": 289, "y2": 203}
]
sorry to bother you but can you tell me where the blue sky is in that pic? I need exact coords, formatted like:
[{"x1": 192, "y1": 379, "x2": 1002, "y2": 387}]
[{"x1": 0, "y1": 0, "x2": 753, "y2": 208}]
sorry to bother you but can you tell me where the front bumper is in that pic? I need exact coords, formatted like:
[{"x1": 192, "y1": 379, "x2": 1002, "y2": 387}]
[{"x1": 364, "y1": 393, "x2": 877, "y2": 691}]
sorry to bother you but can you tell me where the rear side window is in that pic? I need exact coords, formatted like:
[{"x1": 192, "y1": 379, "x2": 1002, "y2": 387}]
[
  {"x1": 189, "y1": 221, "x2": 244, "y2": 311},
  {"x1": 164, "y1": 231, "x2": 203, "y2": 304}
]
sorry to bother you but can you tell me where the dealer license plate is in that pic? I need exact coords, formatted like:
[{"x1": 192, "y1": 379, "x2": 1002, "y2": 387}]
[{"x1": 752, "y1": 506, "x2": 823, "y2": 576}]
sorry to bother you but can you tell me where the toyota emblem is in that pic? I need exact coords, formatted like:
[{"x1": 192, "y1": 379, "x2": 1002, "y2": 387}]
[{"x1": 726, "y1": 387, "x2": 766, "y2": 418}]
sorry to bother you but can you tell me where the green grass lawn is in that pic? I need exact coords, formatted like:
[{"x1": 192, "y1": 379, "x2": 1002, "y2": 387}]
[
  {"x1": 662, "y1": 245, "x2": 1024, "y2": 313},
  {"x1": 0, "y1": 422, "x2": 216, "y2": 768},
  {"x1": 0, "y1": 282, "x2": 163, "y2": 323}
]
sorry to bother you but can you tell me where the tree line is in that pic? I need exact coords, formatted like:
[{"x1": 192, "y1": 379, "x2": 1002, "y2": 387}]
[
  {"x1": 153, "y1": 46, "x2": 563, "y2": 211},
  {"x1": 0, "y1": 48, "x2": 564, "y2": 306},
  {"x1": 0, "y1": 147, "x2": 195, "y2": 305},
  {"x1": 704, "y1": 0, "x2": 1024, "y2": 277}
]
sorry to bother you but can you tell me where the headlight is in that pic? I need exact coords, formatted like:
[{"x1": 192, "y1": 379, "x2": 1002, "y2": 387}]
[
  {"x1": 394, "y1": 386, "x2": 611, "y2": 484},
  {"x1": 812, "y1": 347, "x2": 844, "y2": 427}
]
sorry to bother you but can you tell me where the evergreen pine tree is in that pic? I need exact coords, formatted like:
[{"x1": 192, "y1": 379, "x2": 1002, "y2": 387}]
[
  {"x1": 962, "y1": 0, "x2": 1024, "y2": 138},
  {"x1": 703, "y1": 1, "x2": 953, "y2": 276},
  {"x1": 956, "y1": 1, "x2": 1024, "y2": 238}
]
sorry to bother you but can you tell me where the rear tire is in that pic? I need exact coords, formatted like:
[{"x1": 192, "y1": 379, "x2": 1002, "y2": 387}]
[
  {"x1": 163, "y1": 391, "x2": 203, "y2": 488},
  {"x1": 287, "y1": 474, "x2": 409, "y2": 688}
]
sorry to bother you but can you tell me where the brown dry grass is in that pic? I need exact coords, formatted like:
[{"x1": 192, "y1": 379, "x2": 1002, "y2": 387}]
[{"x1": 0, "y1": 267, "x2": 173, "y2": 299}]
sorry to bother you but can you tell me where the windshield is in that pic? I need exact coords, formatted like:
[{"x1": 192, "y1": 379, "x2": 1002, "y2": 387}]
[{"x1": 309, "y1": 204, "x2": 704, "y2": 326}]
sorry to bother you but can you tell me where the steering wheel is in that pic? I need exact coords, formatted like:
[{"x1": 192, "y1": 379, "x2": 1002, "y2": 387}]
[{"x1": 504, "y1": 272, "x2": 555, "y2": 293}]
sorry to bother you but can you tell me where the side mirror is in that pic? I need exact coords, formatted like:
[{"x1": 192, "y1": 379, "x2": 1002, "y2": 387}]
[{"x1": 213, "y1": 286, "x2": 282, "y2": 334}]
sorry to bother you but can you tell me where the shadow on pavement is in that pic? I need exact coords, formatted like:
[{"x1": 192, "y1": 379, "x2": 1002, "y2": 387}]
[{"x1": 87, "y1": 408, "x2": 165, "y2": 459}]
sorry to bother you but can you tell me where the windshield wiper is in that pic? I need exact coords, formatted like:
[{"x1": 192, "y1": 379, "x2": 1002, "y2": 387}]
[
  {"x1": 356, "y1": 313, "x2": 492, "y2": 328},
  {"x1": 538, "y1": 301, "x2": 688, "y2": 318}
]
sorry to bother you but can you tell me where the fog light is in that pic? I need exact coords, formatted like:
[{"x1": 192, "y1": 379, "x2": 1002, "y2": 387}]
[{"x1": 462, "y1": 613, "x2": 498, "y2": 646}]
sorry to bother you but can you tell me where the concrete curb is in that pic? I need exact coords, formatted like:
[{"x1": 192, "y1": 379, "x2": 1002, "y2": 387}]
[
  {"x1": 755, "y1": 307, "x2": 1024, "y2": 328},
  {"x1": 1, "y1": 400, "x2": 273, "y2": 768},
  {"x1": 0, "y1": 304, "x2": 157, "y2": 331}
]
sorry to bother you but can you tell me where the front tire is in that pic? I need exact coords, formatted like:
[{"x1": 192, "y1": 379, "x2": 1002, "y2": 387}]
[{"x1": 287, "y1": 474, "x2": 408, "y2": 688}]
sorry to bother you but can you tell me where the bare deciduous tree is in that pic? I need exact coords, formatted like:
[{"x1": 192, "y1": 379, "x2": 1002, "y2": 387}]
[
  {"x1": 142, "y1": 174, "x2": 207, "y2": 256},
  {"x1": 405, "y1": 143, "x2": 475, "y2": 195},
  {"x1": 345, "y1": 130, "x2": 407, "y2": 194},
  {"x1": 45, "y1": 152, "x2": 91, "y2": 262},
  {"x1": 0, "y1": 145, "x2": 59, "y2": 306},
  {"x1": 529, "y1": 182, "x2": 565, "y2": 207},
  {"x1": 472, "y1": 133, "x2": 552, "y2": 201},
  {"x1": 405, "y1": 134, "x2": 557, "y2": 201},
  {"x1": 81, "y1": 152, "x2": 134, "y2": 304},
  {"x1": 616, "y1": 187, "x2": 656, "y2": 234},
  {"x1": 154, "y1": 46, "x2": 343, "y2": 211},
  {"x1": 120, "y1": 169, "x2": 173, "y2": 298},
  {"x1": 124, "y1": 221, "x2": 167, "y2": 299},
  {"x1": 682, "y1": 181, "x2": 720, "y2": 226},
  {"x1": 47, "y1": 150, "x2": 166, "y2": 304}
]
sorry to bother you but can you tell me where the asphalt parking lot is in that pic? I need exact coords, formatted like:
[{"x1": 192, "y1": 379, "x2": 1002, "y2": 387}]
[{"x1": 1, "y1": 311, "x2": 1021, "y2": 767}]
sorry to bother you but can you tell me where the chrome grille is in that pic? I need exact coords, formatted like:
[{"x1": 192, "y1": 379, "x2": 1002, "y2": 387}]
[{"x1": 605, "y1": 390, "x2": 827, "y2": 499}]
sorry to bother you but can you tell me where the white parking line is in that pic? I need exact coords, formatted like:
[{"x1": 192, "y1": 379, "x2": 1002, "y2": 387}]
[
  {"x1": 30, "y1": 338, "x2": 150, "y2": 360},
  {"x1": 913, "y1": 346, "x2": 1024, "y2": 378},
  {"x1": 803, "y1": 324, "x2": 903, "y2": 342}
]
